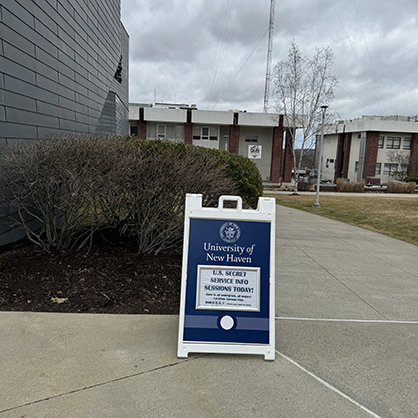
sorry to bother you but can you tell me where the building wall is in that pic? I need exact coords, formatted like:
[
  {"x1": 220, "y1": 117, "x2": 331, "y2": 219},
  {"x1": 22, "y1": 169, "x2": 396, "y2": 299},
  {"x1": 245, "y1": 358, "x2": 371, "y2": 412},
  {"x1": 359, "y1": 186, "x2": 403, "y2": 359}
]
[
  {"x1": 322, "y1": 117, "x2": 417, "y2": 184},
  {"x1": 0, "y1": 0, "x2": 129, "y2": 149},
  {"x1": 347, "y1": 133, "x2": 363, "y2": 181},
  {"x1": 192, "y1": 110, "x2": 233, "y2": 125},
  {"x1": 376, "y1": 132, "x2": 411, "y2": 183},
  {"x1": 129, "y1": 105, "x2": 287, "y2": 182},
  {"x1": 0, "y1": 0, "x2": 129, "y2": 247},
  {"x1": 192, "y1": 124, "x2": 220, "y2": 149},
  {"x1": 345, "y1": 131, "x2": 413, "y2": 183},
  {"x1": 238, "y1": 126, "x2": 273, "y2": 181},
  {"x1": 144, "y1": 107, "x2": 186, "y2": 123},
  {"x1": 321, "y1": 133, "x2": 339, "y2": 181}
]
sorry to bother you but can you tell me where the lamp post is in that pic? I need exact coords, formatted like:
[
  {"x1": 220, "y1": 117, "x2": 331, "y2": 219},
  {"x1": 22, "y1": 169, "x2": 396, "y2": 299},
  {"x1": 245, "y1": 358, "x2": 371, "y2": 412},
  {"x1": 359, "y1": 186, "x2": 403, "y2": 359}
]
[{"x1": 313, "y1": 105, "x2": 328, "y2": 208}]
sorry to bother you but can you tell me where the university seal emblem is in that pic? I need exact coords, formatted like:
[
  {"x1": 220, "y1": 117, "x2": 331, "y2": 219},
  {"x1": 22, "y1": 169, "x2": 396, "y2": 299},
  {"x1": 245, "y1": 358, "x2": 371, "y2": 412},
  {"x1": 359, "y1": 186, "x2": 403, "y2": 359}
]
[{"x1": 219, "y1": 222, "x2": 241, "y2": 243}]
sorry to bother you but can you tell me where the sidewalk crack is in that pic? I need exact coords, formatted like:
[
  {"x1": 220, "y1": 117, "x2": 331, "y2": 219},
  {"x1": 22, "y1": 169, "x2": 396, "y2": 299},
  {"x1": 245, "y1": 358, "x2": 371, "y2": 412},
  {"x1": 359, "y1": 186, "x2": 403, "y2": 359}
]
[{"x1": 0, "y1": 354, "x2": 209, "y2": 414}]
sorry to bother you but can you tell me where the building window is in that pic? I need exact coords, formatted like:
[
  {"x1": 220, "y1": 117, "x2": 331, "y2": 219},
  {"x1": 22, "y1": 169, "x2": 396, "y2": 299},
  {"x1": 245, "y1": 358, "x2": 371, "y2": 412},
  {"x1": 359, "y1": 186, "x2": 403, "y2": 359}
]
[
  {"x1": 386, "y1": 137, "x2": 401, "y2": 149},
  {"x1": 157, "y1": 124, "x2": 166, "y2": 139},
  {"x1": 355, "y1": 161, "x2": 359, "y2": 172},
  {"x1": 193, "y1": 126, "x2": 218, "y2": 141},
  {"x1": 130, "y1": 126, "x2": 138, "y2": 136},
  {"x1": 403, "y1": 138, "x2": 411, "y2": 150},
  {"x1": 201, "y1": 127, "x2": 209, "y2": 140},
  {"x1": 192, "y1": 126, "x2": 201, "y2": 140},
  {"x1": 114, "y1": 56, "x2": 122, "y2": 83},
  {"x1": 378, "y1": 136, "x2": 384, "y2": 148},
  {"x1": 245, "y1": 135, "x2": 258, "y2": 143},
  {"x1": 210, "y1": 127, "x2": 218, "y2": 140},
  {"x1": 383, "y1": 163, "x2": 398, "y2": 176},
  {"x1": 401, "y1": 164, "x2": 408, "y2": 175},
  {"x1": 375, "y1": 163, "x2": 381, "y2": 175}
]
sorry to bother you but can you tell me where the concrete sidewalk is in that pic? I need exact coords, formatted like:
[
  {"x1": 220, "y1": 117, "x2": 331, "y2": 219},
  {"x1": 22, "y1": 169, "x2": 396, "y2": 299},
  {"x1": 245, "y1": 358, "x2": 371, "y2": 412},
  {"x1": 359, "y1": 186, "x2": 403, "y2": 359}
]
[{"x1": 1, "y1": 206, "x2": 418, "y2": 417}]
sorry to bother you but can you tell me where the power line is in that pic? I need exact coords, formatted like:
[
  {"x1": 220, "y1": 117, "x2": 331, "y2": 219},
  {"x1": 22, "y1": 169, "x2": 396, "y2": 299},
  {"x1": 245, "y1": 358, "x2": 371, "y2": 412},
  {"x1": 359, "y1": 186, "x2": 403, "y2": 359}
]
[
  {"x1": 352, "y1": 0, "x2": 387, "y2": 115},
  {"x1": 212, "y1": 29, "x2": 268, "y2": 110},
  {"x1": 330, "y1": 0, "x2": 385, "y2": 115},
  {"x1": 203, "y1": 0, "x2": 244, "y2": 110}
]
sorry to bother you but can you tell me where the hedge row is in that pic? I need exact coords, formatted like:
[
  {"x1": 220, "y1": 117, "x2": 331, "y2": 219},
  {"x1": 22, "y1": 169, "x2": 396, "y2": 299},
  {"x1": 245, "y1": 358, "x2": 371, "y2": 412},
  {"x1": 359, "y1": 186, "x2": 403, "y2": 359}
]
[
  {"x1": 387, "y1": 181, "x2": 416, "y2": 194},
  {"x1": 0, "y1": 136, "x2": 263, "y2": 253},
  {"x1": 336, "y1": 178, "x2": 365, "y2": 192}
]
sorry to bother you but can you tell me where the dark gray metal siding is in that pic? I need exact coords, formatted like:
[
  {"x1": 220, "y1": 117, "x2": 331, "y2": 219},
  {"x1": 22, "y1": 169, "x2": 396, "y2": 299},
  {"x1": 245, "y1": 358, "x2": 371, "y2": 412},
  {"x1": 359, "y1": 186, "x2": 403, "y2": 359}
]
[{"x1": 0, "y1": 0, "x2": 129, "y2": 246}]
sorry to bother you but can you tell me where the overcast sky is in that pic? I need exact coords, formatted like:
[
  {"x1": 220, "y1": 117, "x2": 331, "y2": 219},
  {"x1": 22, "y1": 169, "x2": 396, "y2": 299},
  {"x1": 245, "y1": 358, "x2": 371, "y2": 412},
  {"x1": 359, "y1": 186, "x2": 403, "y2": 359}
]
[{"x1": 121, "y1": 0, "x2": 418, "y2": 120}]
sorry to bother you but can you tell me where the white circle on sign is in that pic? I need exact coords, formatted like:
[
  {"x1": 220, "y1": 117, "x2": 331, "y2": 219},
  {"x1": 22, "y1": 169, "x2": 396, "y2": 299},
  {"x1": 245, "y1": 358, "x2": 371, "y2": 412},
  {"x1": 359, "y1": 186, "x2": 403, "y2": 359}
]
[{"x1": 220, "y1": 315, "x2": 234, "y2": 330}]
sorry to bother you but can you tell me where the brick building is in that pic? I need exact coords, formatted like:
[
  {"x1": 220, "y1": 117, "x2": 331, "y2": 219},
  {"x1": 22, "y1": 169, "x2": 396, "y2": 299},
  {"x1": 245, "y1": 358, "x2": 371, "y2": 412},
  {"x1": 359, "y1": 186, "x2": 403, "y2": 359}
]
[
  {"x1": 129, "y1": 103, "x2": 295, "y2": 183},
  {"x1": 320, "y1": 116, "x2": 418, "y2": 184}
]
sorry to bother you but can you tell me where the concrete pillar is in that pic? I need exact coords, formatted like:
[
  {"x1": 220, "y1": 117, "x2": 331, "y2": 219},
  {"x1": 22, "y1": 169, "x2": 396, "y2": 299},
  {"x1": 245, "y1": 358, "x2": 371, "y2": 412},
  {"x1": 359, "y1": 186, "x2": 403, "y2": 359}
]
[
  {"x1": 270, "y1": 115, "x2": 284, "y2": 183},
  {"x1": 364, "y1": 131, "x2": 379, "y2": 179}
]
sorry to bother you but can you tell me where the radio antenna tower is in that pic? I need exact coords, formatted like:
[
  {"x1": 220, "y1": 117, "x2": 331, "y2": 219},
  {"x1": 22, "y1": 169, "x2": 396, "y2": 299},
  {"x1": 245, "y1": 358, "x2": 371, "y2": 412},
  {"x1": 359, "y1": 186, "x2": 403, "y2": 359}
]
[{"x1": 263, "y1": 0, "x2": 275, "y2": 113}]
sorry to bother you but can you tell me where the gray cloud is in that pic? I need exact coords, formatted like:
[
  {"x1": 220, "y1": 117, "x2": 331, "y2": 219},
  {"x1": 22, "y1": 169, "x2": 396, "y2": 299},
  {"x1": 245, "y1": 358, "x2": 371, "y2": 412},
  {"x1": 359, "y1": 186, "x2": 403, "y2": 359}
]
[{"x1": 122, "y1": 0, "x2": 418, "y2": 119}]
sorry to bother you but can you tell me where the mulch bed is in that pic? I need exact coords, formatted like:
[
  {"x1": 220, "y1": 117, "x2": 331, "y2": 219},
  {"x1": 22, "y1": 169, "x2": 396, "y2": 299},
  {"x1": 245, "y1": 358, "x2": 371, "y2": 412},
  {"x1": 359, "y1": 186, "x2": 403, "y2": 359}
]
[{"x1": 0, "y1": 243, "x2": 182, "y2": 315}]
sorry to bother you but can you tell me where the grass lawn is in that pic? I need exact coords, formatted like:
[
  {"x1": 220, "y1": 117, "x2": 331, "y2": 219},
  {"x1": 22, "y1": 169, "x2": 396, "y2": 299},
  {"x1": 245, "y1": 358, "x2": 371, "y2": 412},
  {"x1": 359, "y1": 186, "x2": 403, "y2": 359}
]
[{"x1": 264, "y1": 194, "x2": 418, "y2": 246}]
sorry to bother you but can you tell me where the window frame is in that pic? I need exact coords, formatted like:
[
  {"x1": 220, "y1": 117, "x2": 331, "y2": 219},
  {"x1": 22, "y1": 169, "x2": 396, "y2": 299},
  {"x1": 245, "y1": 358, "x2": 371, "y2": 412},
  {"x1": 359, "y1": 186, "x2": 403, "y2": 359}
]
[
  {"x1": 193, "y1": 126, "x2": 219, "y2": 141},
  {"x1": 386, "y1": 137, "x2": 401, "y2": 149},
  {"x1": 383, "y1": 163, "x2": 398, "y2": 176},
  {"x1": 201, "y1": 127, "x2": 209, "y2": 140},
  {"x1": 157, "y1": 124, "x2": 166, "y2": 139},
  {"x1": 209, "y1": 126, "x2": 218, "y2": 141}
]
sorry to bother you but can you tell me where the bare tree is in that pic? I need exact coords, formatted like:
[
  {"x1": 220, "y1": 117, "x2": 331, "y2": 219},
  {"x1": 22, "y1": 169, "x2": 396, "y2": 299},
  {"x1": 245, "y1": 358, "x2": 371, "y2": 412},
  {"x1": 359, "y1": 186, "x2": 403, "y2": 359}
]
[
  {"x1": 273, "y1": 41, "x2": 338, "y2": 192},
  {"x1": 386, "y1": 150, "x2": 410, "y2": 181}
]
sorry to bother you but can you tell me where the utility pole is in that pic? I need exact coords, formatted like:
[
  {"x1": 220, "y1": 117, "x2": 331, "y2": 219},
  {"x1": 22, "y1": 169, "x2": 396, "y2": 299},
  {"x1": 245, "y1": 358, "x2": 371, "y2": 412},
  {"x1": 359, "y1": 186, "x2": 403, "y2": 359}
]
[{"x1": 263, "y1": 0, "x2": 275, "y2": 113}]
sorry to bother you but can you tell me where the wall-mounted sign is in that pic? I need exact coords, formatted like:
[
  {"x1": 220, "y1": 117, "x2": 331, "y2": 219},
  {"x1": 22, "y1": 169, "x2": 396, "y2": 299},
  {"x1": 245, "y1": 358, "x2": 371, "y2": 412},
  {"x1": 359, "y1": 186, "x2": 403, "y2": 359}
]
[
  {"x1": 248, "y1": 145, "x2": 262, "y2": 159},
  {"x1": 177, "y1": 194, "x2": 276, "y2": 361}
]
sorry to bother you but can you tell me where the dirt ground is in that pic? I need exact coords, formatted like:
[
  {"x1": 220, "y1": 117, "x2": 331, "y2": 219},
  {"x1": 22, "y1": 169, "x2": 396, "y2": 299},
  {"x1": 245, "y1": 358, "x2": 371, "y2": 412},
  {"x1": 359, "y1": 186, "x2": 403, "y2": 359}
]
[{"x1": 0, "y1": 242, "x2": 182, "y2": 315}]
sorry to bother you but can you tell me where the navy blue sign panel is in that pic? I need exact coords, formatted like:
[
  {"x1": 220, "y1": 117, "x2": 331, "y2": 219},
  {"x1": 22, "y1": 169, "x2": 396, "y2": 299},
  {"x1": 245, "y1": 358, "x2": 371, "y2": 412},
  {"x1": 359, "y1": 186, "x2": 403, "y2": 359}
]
[{"x1": 183, "y1": 218, "x2": 271, "y2": 345}]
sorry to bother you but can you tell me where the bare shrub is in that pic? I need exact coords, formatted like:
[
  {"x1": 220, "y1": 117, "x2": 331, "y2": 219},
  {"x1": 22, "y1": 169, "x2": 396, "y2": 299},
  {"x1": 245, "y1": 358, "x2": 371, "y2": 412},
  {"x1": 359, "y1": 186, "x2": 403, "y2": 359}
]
[
  {"x1": 387, "y1": 181, "x2": 416, "y2": 194},
  {"x1": 114, "y1": 141, "x2": 237, "y2": 254},
  {"x1": 0, "y1": 135, "x2": 120, "y2": 251},
  {"x1": 336, "y1": 178, "x2": 365, "y2": 193},
  {"x1": 0, "y1": 136, "x2": 237, "y2": 254},
  {"x1": 296, "y1": 181, "x2": 315, "y2": 192}
]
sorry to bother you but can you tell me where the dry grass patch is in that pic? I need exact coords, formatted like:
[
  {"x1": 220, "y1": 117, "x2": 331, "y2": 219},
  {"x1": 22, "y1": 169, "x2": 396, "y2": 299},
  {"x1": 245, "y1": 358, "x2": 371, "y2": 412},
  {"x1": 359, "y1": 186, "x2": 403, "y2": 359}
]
[{"x1": 265, "y1": 194, "x2": 418, "y2": 246}]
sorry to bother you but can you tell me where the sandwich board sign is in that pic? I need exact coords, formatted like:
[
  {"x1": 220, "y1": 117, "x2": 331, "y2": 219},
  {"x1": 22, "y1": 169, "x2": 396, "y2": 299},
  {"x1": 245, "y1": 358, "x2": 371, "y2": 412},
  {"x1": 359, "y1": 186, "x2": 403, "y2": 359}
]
[{"x1": 177, "y1": 194, "x2": 275, "y2": 361}]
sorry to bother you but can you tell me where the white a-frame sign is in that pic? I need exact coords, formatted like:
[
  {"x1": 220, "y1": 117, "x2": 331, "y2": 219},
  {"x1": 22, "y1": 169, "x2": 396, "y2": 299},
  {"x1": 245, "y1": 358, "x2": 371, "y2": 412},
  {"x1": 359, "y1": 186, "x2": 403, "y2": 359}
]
[{"x1": 177, "y1": 194, "x2": 276, "y2": 361}]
